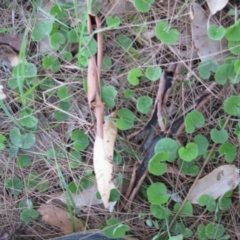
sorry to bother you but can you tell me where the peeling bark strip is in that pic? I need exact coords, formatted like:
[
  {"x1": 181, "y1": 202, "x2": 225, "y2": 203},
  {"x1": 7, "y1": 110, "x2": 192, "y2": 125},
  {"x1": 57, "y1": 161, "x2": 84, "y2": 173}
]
[{"x1": 86, "y1": 1, "x2": 116, "y2": 209}]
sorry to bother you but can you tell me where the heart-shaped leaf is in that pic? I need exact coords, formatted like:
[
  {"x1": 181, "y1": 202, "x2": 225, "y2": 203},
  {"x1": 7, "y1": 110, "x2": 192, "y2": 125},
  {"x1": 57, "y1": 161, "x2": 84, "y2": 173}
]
[
  {"x1": 223, "y1": 96, "x2": 240, "y2": 116},
  {"x1": 198, "y1": 194, "x2": 216, "y2": 212},
  {"x1": 133, "y1": 0, "x2": 155, "y2": 13},
  {"x1": 116, "y1": 108, "x2": 134, "y2": 130},
  {"x1": 155, "y1": 21, "x2": 179, "y2": 45},
  {"x1": 106, "y1": 16, "x2": 121, "y2": 27},
  {"x1": 145, "y1": 66, "x2": 162, "y2": 81},
  {"x1": 207, "y1": 25, "x2": 226, "y2": 40},
  {"x1": 137, "y1": 96, "x2": 153, "y2": 114},
  {"x1": 219, "y1": 142, "x2": 236, "y2": 162},
  {"x1": 178, "y1": 143, "x2": 198, "y2": 162},
  {"x1": 147, "y1": 182, "x2": 169, "y2": 204},
  {"x1": 127, "y1": 68, "x2": 142, "y2": 86},
  {"x1": 210, "y1": 129, "x2": 228, "y2": 143},
  {"x1": 185, "y1": 110, "x2": 205, "y2": 133},
  {"x1": 148, "y1": 152, "x2": 168, "y2": 176}
]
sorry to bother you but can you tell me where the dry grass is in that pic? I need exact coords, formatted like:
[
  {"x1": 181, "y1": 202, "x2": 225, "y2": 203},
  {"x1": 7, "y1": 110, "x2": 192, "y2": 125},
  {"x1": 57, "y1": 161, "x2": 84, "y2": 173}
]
[{"x1": 0, "y1": 0, "x2": 240, "y2": 239}]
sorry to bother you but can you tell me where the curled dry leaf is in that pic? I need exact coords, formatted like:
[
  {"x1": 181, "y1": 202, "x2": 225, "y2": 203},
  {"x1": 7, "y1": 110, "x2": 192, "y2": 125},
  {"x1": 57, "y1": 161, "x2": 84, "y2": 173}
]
[
  {"x1": 0, "y1": 35, "x2": 21, "y2": 52},
  {"x1": 190, "y1": 3, "x2": 228, "y2": 62},
  {"x1": 94, "y1": 111, "x2": 118, "y2": 209},
  {"x1": 38, "y1": 204, "x2": 84, "y2": 234},
  {"x1": 206, "y1": 0, "x2": 229, "y2": 15},
  {"x1": 0, "y1": 85, "x2": 6, "y2": 100},
  {"x1": 188, "y1": 165, "x2": 240, "y2": 203},
  {"x1": 0, "y1": 45, "x2": 20, "y2": 67}
]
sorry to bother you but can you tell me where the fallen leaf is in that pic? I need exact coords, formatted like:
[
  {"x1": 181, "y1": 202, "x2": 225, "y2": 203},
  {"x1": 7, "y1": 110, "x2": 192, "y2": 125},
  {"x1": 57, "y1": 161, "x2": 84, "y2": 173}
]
[
  {"x1": 38, "y1": 204, "x2": 84, "y2": 234},
  {"x1": 48, "y1": 182, "x2": 117, "y2": 212},
  {"x1": 188, "y1": 165, "x2": 240, "y2": 203},
  {"x1": 206, "y1": 0, "x2": 228, "y2": 15},
  {"x1": 0, "y1": 85, "x2": 6, "y2": 100},
  {"x1": 0, "y1": 35, "x2": 21, "y2": 52},
  {"x1": 0, "y1": 45, "x2": 20, "y2": 67},
  {"x1": 190, "y1": 3, "x2": 228, "y2": 62}
]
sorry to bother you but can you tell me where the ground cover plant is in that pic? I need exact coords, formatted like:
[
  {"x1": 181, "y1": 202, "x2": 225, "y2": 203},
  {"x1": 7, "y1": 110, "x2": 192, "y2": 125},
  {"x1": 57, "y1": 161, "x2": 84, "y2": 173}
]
[{"x1": 0, "y1": 0, "x2": 240, "y2": 239}]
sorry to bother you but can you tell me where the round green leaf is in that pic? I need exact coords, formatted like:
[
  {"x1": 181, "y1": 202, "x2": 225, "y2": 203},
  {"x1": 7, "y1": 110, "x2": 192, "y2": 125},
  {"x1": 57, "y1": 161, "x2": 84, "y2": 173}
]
[
  {"x1": 219, "y1": 191, "x2": 232, "y2": 211},
  {"x1": 61, "y1": 51, "x2": 73, "y2": 61},
  {"x1": 20, "y1": 208, "x2": 39, "y2": 223},
  {"x1": 219, "y1": 142, "x2": 236, "y2": 162},
  {"x1": 210, "y1": 128, "x2": 228, "y2": 144},
  {"x1": 133, "y1": 0, "x2": 155, "y2": 13},
  {"x1": 5, "y1": 177, "x2": 23, "y2": 195},
  {"x1": 71, "y1": 130, "x2": 89, "y2": 151},
  {"x1": 228, "y1": 40, "x2": 240, "y2": 55},
  {"x1": 150, "y1": 204, "x2": 171, "y2": 219},
  {"x1": 106, "y1": 16, "x2": 121, "y2": 27},
  {"x1": 69, "y1": 150, "x2": 82, "y2": 169},
  {"x1": 102, "y1": 56, "x2": 112, "y2": 71},
  {"x1": 178, "y1": 143, "x2": 198, "y2": 162},
  {"x1": 16, "y1": 155, "x2": 31, "y2": 168},
  {"x1": 57, "y1": 86, "x2": 72, "y2": 102},
  {"x1": 68, "y1": 29, "x2": 79, "y2": 43},
  {"x1": 207, "y1": 25, "x2": 226, "y2": 40},
  {"x1": 42, "y1": 55, "x2": 60, "y2": 73},
  {"x1": 198, "y1": 59, "x2": 218, "y2": 80},
  {"x1": 145, "y1": 67, "x2": 162, "y2": 81},
  {"x1": 185, "y1": 110, "x2": 205, "y2": 133},
  {"x1": 101, "y1": 86, "x2": 117, "y2": 109},
  {"x1": 127, "y1": 68, "x2": 142, "y2": 86},
  {"x1": 193, "y1": 135, "x2": 209, "y2": 156},
  {"x1": 50, "y1": 32, "x2": 66, "y2": 50},
  {"x1": 32, "y1": 20, "x2": 53, "y2": 41},
  {"x1": 198, "y1": 194, "x2": 216, "y2": 212},
  {"x1": 225, "y1": 20, "x2": 240, "y2": 41},
  {"x1": 155, "y1": 138, "x2": 179, "y2": 162},
  {"x1": 215, "y1": 63, "x2": 235, "y2": 85},
  {"x1": 19, "y1": 108, "x2": 38, "y2": 129},
  {"x1": 173, "y1": 202, "x2": 193, "y2": 216},
  {"x1": 123, "y1": 89, "x2": 134, "y2": 99},
  {"x1": 137, "y1": 96, "x2": 153, "y2": 114},
  {"x1": 155, "y1": 21, "x2": 179, "y2": 45},
  {"x1": 148, "y1": 152, "x2": 168, "y2": 176},
  {"x1": 81, "y1": 36, "x2": 97, "y2": 58},
  {"x1": 147, "y1": 182, "x2": 169, "y2": 204},
  {"x1": 116, "y1": 34, "x2": 133, "y2": 49},
  {"x1": 205, "y1": 223, "x2": 224, "y2": 239},
  {"x1": 223, "y1": 96, "x2": 240, "y2": 116},
  {"x1": 179, "y1": 160, "x2": 199, "y2": 176},
  {"x1": 116, "y1": 108, "x2": 134, "y2": 130}
]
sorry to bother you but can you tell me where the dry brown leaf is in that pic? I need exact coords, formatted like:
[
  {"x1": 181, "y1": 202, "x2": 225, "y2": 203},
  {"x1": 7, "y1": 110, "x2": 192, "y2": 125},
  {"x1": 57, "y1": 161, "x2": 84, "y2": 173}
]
[
  {"x1": 206, "y1": 0, "x2": 228, "y2": 15},
  {"x1": 38, "y1": 204, "x2": 84, "y2": 234},
  {"x1": 0, "y1": 45, "x2": 20, "y2": 67},
  {"x1": 188, "y1": 165, "x2": 240, "y2": 203},
  {"x1": 94, "y1": 112, "x2": 117, "y2": 209},
  {"x1": 190, "y1": 3, "x2": 228, "y2": 62},
  {"x1": 0, "y1": 35, "x2": 21, "y2": 52}
]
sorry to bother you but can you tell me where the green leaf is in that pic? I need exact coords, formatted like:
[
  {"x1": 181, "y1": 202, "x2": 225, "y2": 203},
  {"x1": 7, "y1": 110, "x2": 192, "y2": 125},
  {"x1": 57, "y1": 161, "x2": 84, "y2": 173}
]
[
  {"x1": 205, "y1": 223, "x2": 224, "y2": 239},
  {"x1": 123, "y1": 89, "x2": 134, "y2": 99},
  {"x1": 185, "y1": 110, "x2": 205, "y2": 133},
  {"x1": 198, "y1": 194, "x2": 216, "y2": 212},
  {"x1": 109, "y1": 189, "x2": 120, "y2": 202},
  {"x1": 113, "y1": 151, "x2": 122, "y2": 165},
  {"x1": 179, "y1": 160, "x2": 199, "y2": 176},
  {"x1": 207, "y1": 25, "x2": 226, "y2": 40},
  {"x1": 68, "y1": 29, "x2": 79, "y2": 43},
  {"x1": 193, "y1": 135, "x2": 209, "y2": 156},
  {"x1": 147, "y1": 182, "x2": 169, "y2": 204},
  {"x1": 42, "y1": 55, "x2": 60, "y2": 73},
  {"x1": 0, "y1": 134, "x2": 6, "y2": 150},
  {"x1": 137, "y1": 96, "x2": 153, "y2": 114},
  {"x1": 150, "y1": 204, "x2": 171, "y2": 219},
  {"x1": 69, "y1": 150, "x2": 82, "y2": 169},
  {"x1": 155, "y1": 21, "x2": 179, "y2": 45},
  {"x1": 71, "y1": 130, "x2": 89, "y2": 151},
  {"x1": 50, "y1": 5, "x2": 65, "y2": 19},
  {"x1": 25, "y1": 172, "x2": 41, "y2": 191},
  {"x1": 225, "y1": 20, "x2": 240, "y2": 41},
  {"x1": 145, "y1": 66, "x2": 162, "y2": 81},
  {"x1": 102, "y1": 56, "x2": 112, "y2": 71},
  {"x1": 168, "y1": 235, "x2": 183, "y2": 240},
  {"x1": 223, "y1": 96, "x2": 240, "y2": 116},
  {"x1": 54, "y1": 110, "x2": 69, "y2": 121},
  {"x1": 116, "y1": 108, "x2": 134, "y2": 130},
  {"x1": 116, "y1": 34, "x2": 133, "y2": 49},
  {"x1": 133, "y1": 0, "x2": 155, "y2": 13},
  {"x1": 32, "y1": 20, "x2": 53, "y2": 41},
  {"x1": 148, "y1": 152, "x2": 168, "y2": 176},
  {"x1": 5, "y1": 177, "x2": 23, "y2": 195},
  {"x1": 10, "y1": 127, "x2": 35, "y2": 149},
  {"x1": 50, "y1": 32, "x2": 66, "y2": 50},
  {"x1": 16, "y1": 155, "x2": 31, "y2": 168},
  {"x1": 219, "y1": 190, "x2": 232, "y2": 211},
  {"x1": 127, "y1": 68, "x2": 142, "y2": 86},
  {"x1": 101, "y1": 86, "x2": 117, "y2": 109},
  {"x1": 228, "y1": 40, "x2": 240, "y2": 55},
  {"x1": 178, "y1": 143, "x2": 198, "y2": 162},
  {"x1": 57, "y1": 86, "x2": 72, "y2": 102},
  {"x1": 173, "y1": 202, "x2": 193, "y2": 216},
  {"x1": 20, "y1": 208, "x2": 39, "y2": 223},
  {"x1": 210, "y1": 129, "x2": 228, "y2": 144},
  {"x1": 198, "y1": 60, "x2": 219, "y2": 80},
  {"x1": 18, "y1": 198, "x2": 33, "y2": 209},
  {"x1": 155, "y1": 138, "x2": 179, "y2": 162},
  {"x1": 106, "y1": 16, "x2": 121, "y2": 27},
  {"x1": 81, "y1": 36, "x2": 97, "y2": 58},
  {"x1": 19, "y1": 108, "x2": 38, "y2": 129},
  {"x1": 219, "y1": 142, "x2": 236, "y2": 162},
  {"x1": 197, "y1": 224, "x2": 207, "y2": 239},
  {"x1": 215, "y1": 63, "x2": 233, "y2": 85}
]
